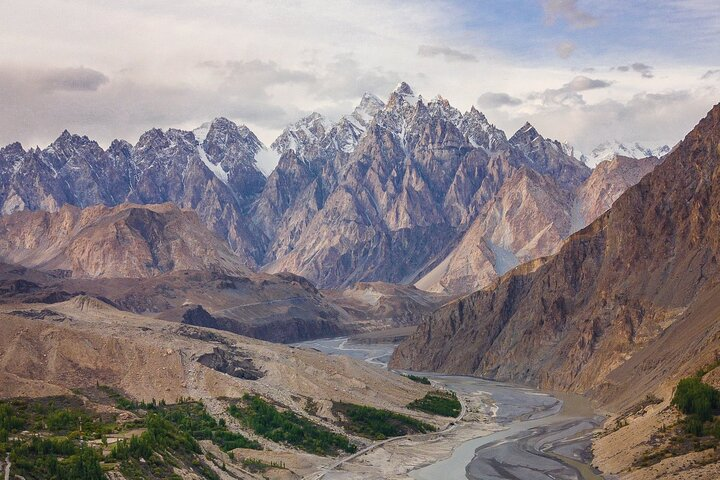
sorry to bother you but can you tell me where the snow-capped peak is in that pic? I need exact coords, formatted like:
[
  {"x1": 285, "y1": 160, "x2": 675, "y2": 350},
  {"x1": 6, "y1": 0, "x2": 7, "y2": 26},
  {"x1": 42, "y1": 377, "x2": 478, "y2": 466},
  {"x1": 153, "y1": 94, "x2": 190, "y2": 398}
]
[
  {"x1": 388, "y1": 81, "x2": 419, "y2": 108},
  {"x1": 560, "y1": 141, "x2": 578, "y2": 159},
  {"x1": 580, "y1": 140, "x2": 671, "y2": 168},
  {"x1": 270, "y1": 112, "x2": 332, "y2": 156},
  {"x1": 509, "y1": 122, "x2": 542, "y2": 145},
  {"x1": 352, "y1": 93, "x2": 385, "y2": 124},
  {"x1": 467, "y1": 105, "x2": 487, "y2": 120},
  {"x1": 521, "y1": 122, "x2": 536, "y2": 134},
  {"x1": 459, "y1": 107, "x2": 508, "y2": 151},
  {"x1": 393, "y1": 81, "x2": 415, "y2": 97},
  {"x1": 427, "y1": 95, "x2": 462, "y2": 126},
  {"x1": 330, "y1": 93, "x2": 386, "y2": 153}
]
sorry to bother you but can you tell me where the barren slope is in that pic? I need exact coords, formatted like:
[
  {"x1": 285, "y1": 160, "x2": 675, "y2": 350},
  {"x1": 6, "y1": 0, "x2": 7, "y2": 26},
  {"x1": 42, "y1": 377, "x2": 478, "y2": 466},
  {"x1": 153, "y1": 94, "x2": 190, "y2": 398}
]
[{"x1": 0, "y1": 202, "x2": 250, "y2": 278}]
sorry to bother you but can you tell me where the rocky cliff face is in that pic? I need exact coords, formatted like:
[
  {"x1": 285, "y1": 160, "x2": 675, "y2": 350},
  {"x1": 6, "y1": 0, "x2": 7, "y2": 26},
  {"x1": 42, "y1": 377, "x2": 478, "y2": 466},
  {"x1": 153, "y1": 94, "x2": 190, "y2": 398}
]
[
  {"x1": 415, "y1": 151, "x2": 662, "y2": 294},
  {"x1": 390, "y1": 103, "x2": 720, "y2": 402},
  {"x1": 0, "y1": 203, "x2": 250, "y2": 278},
  {"x1": 415, "y1": 166, "x2": 575, "y2": 294}
]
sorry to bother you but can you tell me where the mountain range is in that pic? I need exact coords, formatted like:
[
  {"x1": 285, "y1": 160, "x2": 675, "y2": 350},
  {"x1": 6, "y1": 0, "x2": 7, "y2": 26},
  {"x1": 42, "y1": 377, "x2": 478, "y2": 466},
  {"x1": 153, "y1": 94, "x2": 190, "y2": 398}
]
[{"x1": 0, "y1": 82, "x2": 665, "y2": 295}]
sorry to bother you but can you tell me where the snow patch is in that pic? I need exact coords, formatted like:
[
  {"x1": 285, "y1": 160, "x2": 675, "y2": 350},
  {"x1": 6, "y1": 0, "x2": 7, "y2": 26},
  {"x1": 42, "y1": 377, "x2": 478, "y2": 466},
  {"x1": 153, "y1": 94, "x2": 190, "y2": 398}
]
[{"x1": 197, "y1": 146, "x2": 228, "y2": 184}]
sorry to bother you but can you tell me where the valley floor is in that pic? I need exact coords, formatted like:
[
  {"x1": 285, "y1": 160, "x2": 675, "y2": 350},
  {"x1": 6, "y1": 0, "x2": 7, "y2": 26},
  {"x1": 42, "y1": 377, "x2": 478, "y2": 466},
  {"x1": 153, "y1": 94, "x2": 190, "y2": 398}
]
[{"x1": 294, "y1": 338, "x2": 604, "y2": 480}]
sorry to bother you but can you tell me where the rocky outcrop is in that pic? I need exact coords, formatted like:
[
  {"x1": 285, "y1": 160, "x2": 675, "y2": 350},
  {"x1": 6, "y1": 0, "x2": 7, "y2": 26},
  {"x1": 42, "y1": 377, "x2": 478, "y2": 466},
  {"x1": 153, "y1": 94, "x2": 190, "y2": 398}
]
[
  {"x1": 195, "y1": 344, "x2": 265, "y2": 380},
  {"x1": 0, "y1": 203, "x2": 250, "y2": 278},
  {"x1": 390, "y1": 103, "x2": 720, "y2": 402}
]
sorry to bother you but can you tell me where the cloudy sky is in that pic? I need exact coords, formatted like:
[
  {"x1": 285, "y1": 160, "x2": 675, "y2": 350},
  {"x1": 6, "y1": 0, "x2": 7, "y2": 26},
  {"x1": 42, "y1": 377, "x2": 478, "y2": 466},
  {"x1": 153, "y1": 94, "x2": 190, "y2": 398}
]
[{"x1": 2, "y1": 0, "x2": 719, "y2": 168}]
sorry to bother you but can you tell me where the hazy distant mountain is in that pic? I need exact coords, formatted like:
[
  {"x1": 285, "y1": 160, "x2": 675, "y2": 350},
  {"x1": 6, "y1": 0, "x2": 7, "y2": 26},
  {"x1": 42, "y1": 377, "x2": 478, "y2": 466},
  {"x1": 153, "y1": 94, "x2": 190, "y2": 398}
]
[{"x1": 579, "y1": 140, "x2": 670, "y2": 167}]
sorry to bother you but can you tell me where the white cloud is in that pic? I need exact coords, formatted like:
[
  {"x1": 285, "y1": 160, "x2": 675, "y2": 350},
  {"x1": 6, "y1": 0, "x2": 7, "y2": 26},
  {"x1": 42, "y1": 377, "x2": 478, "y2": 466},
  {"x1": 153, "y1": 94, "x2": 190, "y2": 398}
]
[
  {"x1": 518, "y1": 87, "x2": 718, "y2": 153},
  {"x1": 417, "y1": 45, "x2": 477, "y2": 62},
  {"x1": 0, "y1": 0, "x2": 482, "y2": 148},
  {"x1": 615, "y1": 63, "x2": 654, "y2": 78},
  {"x1": 478, "y1": 92, "x2": 523, "y2": 108},
  {"x1": 527, "y1": 75, "x2": 612, "y2": 107}
]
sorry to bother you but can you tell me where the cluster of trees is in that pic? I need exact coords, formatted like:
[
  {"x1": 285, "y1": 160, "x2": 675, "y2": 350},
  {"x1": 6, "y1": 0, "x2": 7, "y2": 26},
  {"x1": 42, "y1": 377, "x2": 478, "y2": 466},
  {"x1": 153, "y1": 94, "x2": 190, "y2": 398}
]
[
  {"x1": 111, "y1": 413, "x2": 219, "y2": 480},
  {"x1": 241, "y1": 457, "x2": 286, "y2": 473},
  {"x1": 672, "y1": 376, "x2": 720, "y2": 436},
  {"x1": 403, "y1": 374, "x2": 431, "y2": 385},
  {"x1": 333, "y1": 402, "x2": 435, "y2": 440},
  {"x1": 1, "y1": 399, "x2": 107, "y2": 480},
  {"x1": 407, "y1": 391, "x2": 461, "y2": 417},
  {"x1": 157, "y1": 401, "x2": 260, "y2": 451},
  {"x1": 99, "y1": 385, "x2": 166, "y2": 412},
  {"x1": 1, "y1": 402, "x2": 25, "y2": 444},
  {"x1": 1, "y1": 395, "x2": 239, "y2": 480},
  {"x1": 9, "y1": 436, "x2": 103, "y2": 480},
  {"x1": 229, "y1": 394, "x2": 356, "y2": 455}
]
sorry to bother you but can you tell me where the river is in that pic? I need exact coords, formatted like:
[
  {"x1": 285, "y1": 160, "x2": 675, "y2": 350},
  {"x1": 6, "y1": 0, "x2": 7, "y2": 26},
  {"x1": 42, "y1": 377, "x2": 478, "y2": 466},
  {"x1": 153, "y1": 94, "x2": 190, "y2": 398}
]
[{"x1": 294, "y1": 336, "x2": 605, "y2": 480}]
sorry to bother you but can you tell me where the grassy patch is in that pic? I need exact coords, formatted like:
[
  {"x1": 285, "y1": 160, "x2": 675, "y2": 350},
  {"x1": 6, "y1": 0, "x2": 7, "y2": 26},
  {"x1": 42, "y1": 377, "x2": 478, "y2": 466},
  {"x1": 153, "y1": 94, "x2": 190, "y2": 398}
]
[
  {"x1": 332, "y1": 402, "x2": 435, "y2": 440},
  {"x1": 229, "y1": 394, "x2": 356, "y2": 456},
  {"x1": 407, "y1": 391, "x2": 461, "y2": 417}
]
